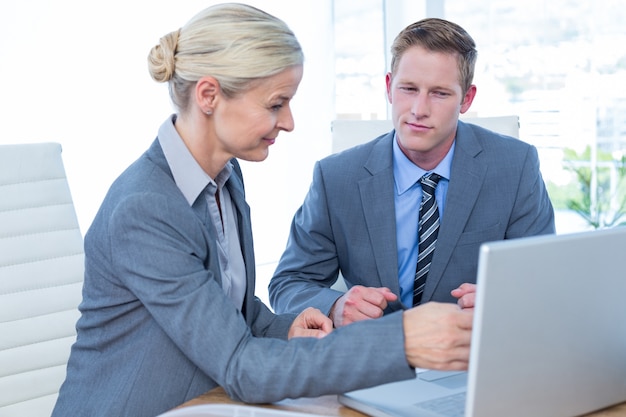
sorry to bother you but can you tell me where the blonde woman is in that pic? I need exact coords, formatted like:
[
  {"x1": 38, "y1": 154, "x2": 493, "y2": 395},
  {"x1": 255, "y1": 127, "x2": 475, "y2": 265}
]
[{"x1": 52, "y1": 4, "x2": 472, "y2": 417}]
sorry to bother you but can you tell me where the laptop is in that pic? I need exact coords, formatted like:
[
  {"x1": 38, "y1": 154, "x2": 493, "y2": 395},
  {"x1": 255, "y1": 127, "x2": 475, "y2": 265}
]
[{"x1": 339, "y1": 227, "x2": 626, "y2": 417}]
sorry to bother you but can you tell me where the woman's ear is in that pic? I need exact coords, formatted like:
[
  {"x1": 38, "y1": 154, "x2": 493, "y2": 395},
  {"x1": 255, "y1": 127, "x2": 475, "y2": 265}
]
[{"x1": 196, "y1": 76, "x2": 220, "y2": 115}]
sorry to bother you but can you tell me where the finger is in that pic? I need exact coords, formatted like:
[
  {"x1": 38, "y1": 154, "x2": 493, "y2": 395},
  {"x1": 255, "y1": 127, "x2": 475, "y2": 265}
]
[
  {"x1": 451, "y1": 283, "x2": 467, "y2": 294},
  {"x1": 414, "y1": 351, "x2": 470, "y2": 370},
  {"x1": 452, "y1": 283, "x2": 476, "y2": 297},
  {"x1": 309, "y1": 315, "x2": 333, "y2": 334},
  {"x1": 407, "y1": 346, "x2": 471, "y2": 370},
  {"x1": 427, "y1": 358, "x2": 470, "y2": 371},
  {"x1": 460, "y1": 283, "x2": 476, "y2": 291},
  {"x1": 456, "y1": 309, "x2": 474, "y2": 330},
  {"x1": 375, "y1": 287, "x2": 399, "y2": 302},
  {"x1": 346, "y1": 302, "x2": 383, "y2": 321},
  {"x1": 451, "y1": 288, "x2": 465, "y2": 298},
  {"x1": 288, "y1": 315, "x2": 333, "y2": 339},
  {"x1": 457, "y1": 293, "x2": 476, "y2": 309},
  {"x1": 334, "y1": 287, "x2": 389, "y2": 325},
  {"x1": 300, "y1": 308, "x2": 334, "y2": 330},
  {"x1": 289, "y1": 327, "x2": 323, "y2": 339},
  {"x1": 290, "y1": 328, "x2": 332, "y2": 339},
  {"x1": 343, "y1": 289, "x2": 385, "y2": 317},
  {"x1": 359, "y1": 287, "x2": 397, "y2": 308},
  {"x1": 352, "y1": 295, "x2": 389, "y2": 319}
]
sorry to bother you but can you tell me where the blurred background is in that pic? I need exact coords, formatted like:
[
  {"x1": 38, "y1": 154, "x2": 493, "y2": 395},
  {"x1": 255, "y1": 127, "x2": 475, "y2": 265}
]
[{"x1": 2, "y1": 0, "x2": 624, "y2": 304}]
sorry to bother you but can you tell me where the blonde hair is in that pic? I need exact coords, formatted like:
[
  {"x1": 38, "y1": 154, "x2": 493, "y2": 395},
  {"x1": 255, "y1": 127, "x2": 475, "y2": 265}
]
[
  {"x1": 390, "y1": 18, "x2": 477, "y2": 95},
  {"x1": 148, "y1": 3, "x2": 304, "y2": 112}
]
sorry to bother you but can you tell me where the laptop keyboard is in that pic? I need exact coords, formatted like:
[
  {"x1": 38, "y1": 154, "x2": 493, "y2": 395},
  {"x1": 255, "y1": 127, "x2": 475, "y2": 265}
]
[{"x1": 414, "y1": 392, "x2": 466, "y2": 417}]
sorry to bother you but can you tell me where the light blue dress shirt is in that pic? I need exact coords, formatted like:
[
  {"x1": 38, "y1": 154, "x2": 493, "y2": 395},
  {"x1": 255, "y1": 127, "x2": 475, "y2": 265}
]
[
  {"x1": 158, "y1": 115, "x2": 246, "y2": 310},
  {"x1": 393, "y1": 136, "x2": 454, "y2": 307}
]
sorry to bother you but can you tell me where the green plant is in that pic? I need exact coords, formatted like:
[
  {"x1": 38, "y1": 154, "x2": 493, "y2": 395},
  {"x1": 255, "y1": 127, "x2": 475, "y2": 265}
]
[{"x1": 562, "y1": 146, "x2": 626, "y2": 229}]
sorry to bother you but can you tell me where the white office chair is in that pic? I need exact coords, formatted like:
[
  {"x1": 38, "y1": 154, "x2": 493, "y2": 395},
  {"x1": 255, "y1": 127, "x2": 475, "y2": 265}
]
[
  {"x1": 0, "y1": 143, "x2": 84, "y2": 417},
  {"x1": 330, "y1": 115, "x2": 520, "y2": 153}
]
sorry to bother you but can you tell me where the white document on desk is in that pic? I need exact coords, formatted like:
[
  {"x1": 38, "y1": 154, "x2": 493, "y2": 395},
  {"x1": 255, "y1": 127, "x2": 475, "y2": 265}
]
[{"x1": 157, "y1": 404, "x2": 326, "y2": 417}]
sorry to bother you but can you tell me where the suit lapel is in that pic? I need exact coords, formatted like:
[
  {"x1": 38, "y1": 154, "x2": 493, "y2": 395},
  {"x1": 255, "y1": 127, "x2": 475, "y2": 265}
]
[
  {"x1": 224, "y1": 160, "x2": 256, "y2": 320},
  {"x1": 359, "y1": 134, "x2": 401, "y2": 294},
  {"x1": 423, "y1": 123, "x2": 487, "y2": 301}
]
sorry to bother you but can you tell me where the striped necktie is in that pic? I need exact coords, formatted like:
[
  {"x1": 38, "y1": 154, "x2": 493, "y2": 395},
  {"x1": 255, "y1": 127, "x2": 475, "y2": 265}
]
[{"x1": 413, "y1": 173, "x2": 442, "y2": 306}]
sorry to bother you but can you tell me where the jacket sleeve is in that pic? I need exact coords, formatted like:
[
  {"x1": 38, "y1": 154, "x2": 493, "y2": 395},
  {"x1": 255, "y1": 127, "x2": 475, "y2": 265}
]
[
  {"x1": 110, "y1": 192, "x2": 414, "y2": 403},
  {"x1": 505, "y1": 145, "x2": 556, "y2": 238},
  {"x1": 269, "y1": 161, "x2": 347, "y2": 315},
  {"x1": 248, "y1": 294, "x2": 297, "y2": 339}
]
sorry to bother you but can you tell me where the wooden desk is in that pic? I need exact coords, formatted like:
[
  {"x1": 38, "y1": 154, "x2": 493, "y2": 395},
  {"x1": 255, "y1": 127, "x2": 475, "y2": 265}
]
[
  {"x1": 177, "y1": 387, "x2": 362, "y2": 416},
  {"x1": 178, "y1": 387, "x2": 626, "y2": 416}
]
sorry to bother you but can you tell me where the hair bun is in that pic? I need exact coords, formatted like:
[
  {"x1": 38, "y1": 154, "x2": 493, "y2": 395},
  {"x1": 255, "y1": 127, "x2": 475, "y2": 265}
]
[{"x1": 147, "y1": 29, "x2": 180, "y2": 83}]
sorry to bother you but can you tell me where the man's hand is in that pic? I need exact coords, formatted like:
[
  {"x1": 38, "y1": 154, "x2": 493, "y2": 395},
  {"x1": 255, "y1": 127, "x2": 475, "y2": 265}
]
[
  {"x1": 403, "y1": 302, "x2": 473, "y2": 371},
  {"x1": 451, "y1": 283, "x2": 477, "y2": 310},
  {"x1": 288, "y1": 307, "x2": 334, "y2": 339},
  {"x1": 329, "y1": 285, "x2": 398, "y2": 328}
]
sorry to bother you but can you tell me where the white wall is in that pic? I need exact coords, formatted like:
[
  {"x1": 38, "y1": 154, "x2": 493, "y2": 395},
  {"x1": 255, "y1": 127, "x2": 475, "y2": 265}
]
[{"x1": 0, "y1": 0, "x2": 334, "y2": 280}]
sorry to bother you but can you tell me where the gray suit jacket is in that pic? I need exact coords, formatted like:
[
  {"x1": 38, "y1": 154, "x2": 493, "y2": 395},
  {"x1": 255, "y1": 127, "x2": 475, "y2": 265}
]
[
  {"x1": 269, "y1": 121, "x2": 555, "y2": 314},
  {"x1": 52, "y1": 139, "x2": 414, "y2": 417}
]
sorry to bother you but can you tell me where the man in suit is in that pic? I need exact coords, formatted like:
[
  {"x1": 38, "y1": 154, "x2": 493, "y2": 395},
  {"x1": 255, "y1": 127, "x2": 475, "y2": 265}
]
[{"x1": 269, "y1": 18, "x2": 555, "y2": 326}]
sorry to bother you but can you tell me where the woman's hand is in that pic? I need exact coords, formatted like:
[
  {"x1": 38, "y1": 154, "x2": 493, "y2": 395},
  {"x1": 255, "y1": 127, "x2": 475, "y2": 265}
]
[{"x1": 288, "y1": 307, "x2": 334, "y2": 339}]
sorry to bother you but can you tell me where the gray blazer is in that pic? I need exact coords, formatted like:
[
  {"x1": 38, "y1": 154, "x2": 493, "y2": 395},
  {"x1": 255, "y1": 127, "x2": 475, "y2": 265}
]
[
  {"x1": 269, "y1": 121, "x2": 555, "y2": 314},
  {"x1": 52, "y1": 139, "x2": 415, "y2": 417}
]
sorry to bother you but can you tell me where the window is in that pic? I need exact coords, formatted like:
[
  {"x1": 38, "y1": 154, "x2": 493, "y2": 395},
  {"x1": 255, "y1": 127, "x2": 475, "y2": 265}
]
[
  {"x1": 3, "y1": 1, "x2": 623, "y2": 305},
  {"x1": 333, "y1": 0, "x2": 626, "y2": 233}
]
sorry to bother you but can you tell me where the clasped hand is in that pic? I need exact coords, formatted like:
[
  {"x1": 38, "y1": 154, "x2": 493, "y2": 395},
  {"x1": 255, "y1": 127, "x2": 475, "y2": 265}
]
[{"x1": 330, "y1": 283, "x2": 476, "y2": 328}]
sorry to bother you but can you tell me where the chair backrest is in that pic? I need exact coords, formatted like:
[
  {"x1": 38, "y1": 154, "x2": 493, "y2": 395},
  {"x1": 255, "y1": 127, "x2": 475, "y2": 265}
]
[
  {"x1": 330, "y1": 115, "x2": 520, "y2": 153},
  {"x1": 0, "y1": 143, "x2": 84, "y2": 417}
]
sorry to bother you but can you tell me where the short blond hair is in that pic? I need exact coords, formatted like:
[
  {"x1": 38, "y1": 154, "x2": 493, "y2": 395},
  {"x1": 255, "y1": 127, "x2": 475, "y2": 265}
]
[
  {"x1": 390, "y1": 18, "x2": 477, "y2": 95},
  {"x1": 148, "y1": 3, "x2": 303, "y2": 112}
]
